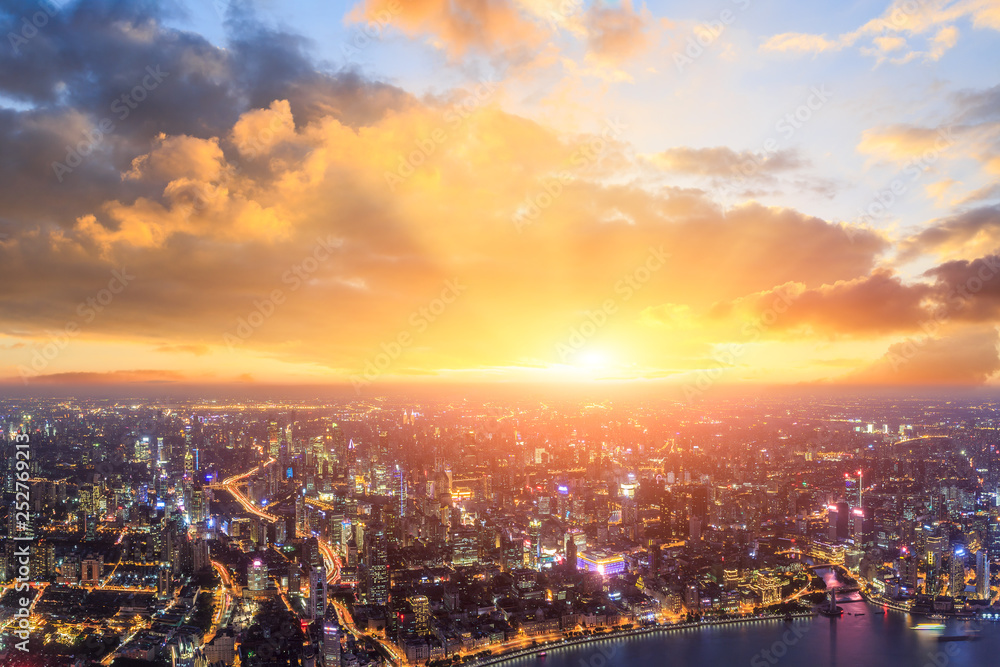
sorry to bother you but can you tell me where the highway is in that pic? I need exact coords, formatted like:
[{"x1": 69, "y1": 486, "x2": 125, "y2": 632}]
[
  {"x1": 315, "y1": 536, "x2": 343, "y2": 585},
  {"x1": 203, "y1": 560, "x2": 237, "y2": 646},
  {"x1": 330, "y1": 598, "x2": 408, "y2": 665},
  {"x1": 221, "y1": 457, "x2": 280, "y2": 523}
]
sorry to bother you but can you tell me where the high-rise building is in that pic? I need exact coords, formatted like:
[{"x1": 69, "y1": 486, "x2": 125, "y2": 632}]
[
  {"x1": 926, "y1": 534, "x2": 947, "y2": 566},
  {"x1": 296, "y1": 492, "x2": 308, "y2": 538},
  {"x1": 309, "y1": 565, "x2": 327, "y2": 619},
  {"x1": 393, "y1": 465, "x2": 408, "y2": 518},
  {"x1": 976, "y1": 549, "x2": 991, "y2": 599},
  {"x1": 81, "y1": 555, "x2": 103, "y2": 587},
  {"x1": 452, "y1": 528, "x2": 478, "y2": 566},
  {"x1": 268, "y1": 421, "x2": 280, "y2": 459},
  {"x1": 248, "y1": 558, "x2": 267, "y2": 592},
  {"x1": 950, "y1": 547, "x2": 967, "y2": 595},
  {"x1": 649, "y1": 542, "x2": 662, "y2": 577},
  {"x1": 327, "y1": 423, "x2": 347, "y2": 465},
  {"x1": 322, "y1": 620, "x2": 341, "y2": 667},
  {"x1": 503, "y1": 534, "x2": 522, "y2": 572},
  {"x1": 689, "y1": 515, "x2": 702, "y2": 543},
  {"x1": 365, "y1": 526, "x2": 389, "y2": 605},
  {"x1": 410, "y1": 595, "x2": 430, "y2": 635},
  {"x1": 566, "y1": 534, "x2": 578, "y2": 571},
  {"x1": 828, "y1": 501, "x2": 850, "y2": 541},
  {"x1": 528, "y1": 519, "x2": 542, "y2": 570},
  {"x1": 157, "y1": 566, "x2": 172, "y2": 598},
  {"x1": 691, "y1": 486, "x2": 708, "y2": 523},
  {"x1": 134, "y1": 437, "x2": 150, "y2": 463},
  {"x1": 990, "y1": 510, "x2": 1000, "y2": 560}
]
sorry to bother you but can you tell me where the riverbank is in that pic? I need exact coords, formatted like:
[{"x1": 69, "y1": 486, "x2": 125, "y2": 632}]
[{"x1": 469, "y1": 612, "x2": 816, "y2": 667}]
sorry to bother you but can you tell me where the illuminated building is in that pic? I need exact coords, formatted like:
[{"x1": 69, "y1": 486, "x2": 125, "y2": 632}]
[
  {"x1": 990, "y1": 510, "x2": 1000, "y2": 560},
  {"x1": 977, "y1": 549, "x2": 991, "y2": 599},
  {"x1": 248, "y1": 558, "x2": 267, "y2": 592},
  {"x1": 410, "y1": 595, "x2": 430, "y2": 635},
  {"x1": 268, "y1": 420, "x2": 280, "y2": 458},
  {"x1": 393, "y1": 464, "x2": 407, "y2": 518},
  {"x1": 827, "y1": 502, "x2": 849, "y2": 540},
  {"x1": 576, "y1": 551, "x2": 626, "y2": 576},
  {"x1": 309, "y1": 565, "x2": 327, "y2": 619},
  {"x1": 451, "y1": 528, "x2": 479, "y2": 566},
  {"x1": 950, "y1": 547, "x2": 966, "y2": 595},
  {"x1": 364, "y1": 526, "x2": 389, "y2": 605},
  {"x1": 926, "y1": 534, "x2": 946, "y2": 566},
  {"x1": 750, "y1": 574, "x2": 782, "y2": 607},
  {"x1": 529, "y1": 518, "x2": 542, "y2": 570},
  {"x1": 81, "y1": 555, "x2": 103, "y2": 586},
  {"x1": 134, "y1": 436, "x2": 150, "y2": 463},
  {"x1": 323, "y1": 621, "x2": 341, "y2": 667}
]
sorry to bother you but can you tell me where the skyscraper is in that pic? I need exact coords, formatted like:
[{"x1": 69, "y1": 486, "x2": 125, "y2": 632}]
[
  {"x1": 976, "y1": 548, "x2": 991, "y2": 599},
  {"x1": 365, "y1": 525, "x2": 389, "y2": 605},
  {"x1": 309, "y1": 565, "x2": 327, "y2": 619},
  {"x1": 393, "y1": 464, "x2": 408, "y2": 518},
  {"x1": 248, "y1": 558, "x2": 267, "y2": 592},
  {"x1": 410, "y1": 595, "x2": 430, "y2": 635},
  {"x1": 268, "y1": 420, "x2": 280, "y2": 459},
  {"x1": 950, "y1": 547, "x2": 967, "y2": 595},
  {"x1": 322, "y1": 620, "x2": 341, "y2": 667}
]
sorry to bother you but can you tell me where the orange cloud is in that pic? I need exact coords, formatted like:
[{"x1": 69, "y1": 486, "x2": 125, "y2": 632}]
[
  {"x1": 347, "y1": 0, "x2": 547, "y2": 58},
  {"x1": 857, "y1": 124, "x2": 956, "y2": 164},
  {"x1": 845, "y1": 327, "x2": 1000, "y2": 385},
  {"x1": 583, "y1": 1, "x2": 653, "y2": 65},
  {"x1": 708, "y1": 270, "x2": 935, "y2": 338}
]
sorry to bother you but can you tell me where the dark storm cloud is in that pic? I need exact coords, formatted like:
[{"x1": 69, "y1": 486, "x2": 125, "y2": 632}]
[{"x1": 0, "y1": 0, "x2": 411, "y2": 229}]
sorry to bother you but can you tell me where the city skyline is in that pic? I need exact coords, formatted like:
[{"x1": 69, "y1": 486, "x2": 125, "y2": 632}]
[
  {"x1": 3, "y1": 392, "x2": 1000, "y2": 666},
  {"x1": 2, "y1": 0, "x2": 1000, "y2": 388}
]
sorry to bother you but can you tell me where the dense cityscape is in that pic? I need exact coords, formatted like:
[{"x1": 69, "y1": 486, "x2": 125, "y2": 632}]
[{"x1": 3, "y1": 391, "x2": 1000, "y2": 666}]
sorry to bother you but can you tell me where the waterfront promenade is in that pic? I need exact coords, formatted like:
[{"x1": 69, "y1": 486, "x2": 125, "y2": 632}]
[{"x1": 469, "y1": 612, "x2": 817, "y2": 667}]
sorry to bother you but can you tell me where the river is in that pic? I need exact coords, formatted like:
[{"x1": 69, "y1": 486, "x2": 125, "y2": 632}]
[
  {"x1": 493, "y1": 566, "x2": 998, "y2": 667},
  {"x1": 507, "y1": 612, "x2": 999, "y2": 667}
]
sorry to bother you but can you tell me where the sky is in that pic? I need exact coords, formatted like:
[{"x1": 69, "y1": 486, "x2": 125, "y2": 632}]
[{"x1": 1, "y1": 0, "x2": 999, "y2": 393}]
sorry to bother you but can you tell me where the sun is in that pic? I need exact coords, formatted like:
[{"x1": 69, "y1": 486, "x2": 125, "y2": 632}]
[{"x1": 578, "y1": 350, "x2": 609, "y2": 369}]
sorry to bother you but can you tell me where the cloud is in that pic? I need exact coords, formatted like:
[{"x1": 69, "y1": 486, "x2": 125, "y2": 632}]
[
  {"x1": 857, "y1": 124, "x2": 956, "y2": 164},
  {"x1": 17, "y1": 369, "x2": 187, "y2": 384},
  {"x1": 707, "y1": 269, "x2": 935, "y2": 338},
  {"x1": 646, "y1": 146, "x2": 806, "y2": 177},
  {"x1": 899, "y1": 204, "x2": 1000, "y2": 261},
  {"x1": 347, "y1": 0, "x2": 547, "y2": 59},
  {"x1": 582, "y1": 0, "x2": 653, "y2": 66},
  {"x1": 760, "y1": 0, "x2": 1000, "y2": 63},
  {"x1": 0, "y1": 0, "x2": 990, "y2": 387},
  {"x1": 761, "y1": 33, "x2": 846, "y2": 54},
  {"x1": 124, "y1": 134, "x2": 226, "y2": 182},
  {"x1": 844, "y1": 326, "x2": 1000, "y2": 385},
  {"x1": 922, "y1": 253, "x2": 1000, "y2": 322}
]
